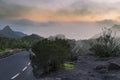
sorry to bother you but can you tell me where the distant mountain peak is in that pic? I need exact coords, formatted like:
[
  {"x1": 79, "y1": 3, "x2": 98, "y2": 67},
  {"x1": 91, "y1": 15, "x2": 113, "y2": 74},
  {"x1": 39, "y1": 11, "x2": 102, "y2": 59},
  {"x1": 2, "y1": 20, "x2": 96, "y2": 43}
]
[
  {"x1": 2, "y1": 25, "x2": 13, "y2": 32},
  {"x1": 0, "y1": 25, "x2": 27, "y2": 38},
  {"x1": 22, "y1": 34, "x2": 44, "y2": 40}
]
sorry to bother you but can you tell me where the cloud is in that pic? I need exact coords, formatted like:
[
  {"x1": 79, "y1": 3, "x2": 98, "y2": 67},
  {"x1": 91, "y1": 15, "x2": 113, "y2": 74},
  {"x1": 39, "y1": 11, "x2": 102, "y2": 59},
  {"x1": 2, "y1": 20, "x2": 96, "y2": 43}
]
[
  {"x1": 53, "y1": 1, "x2": 92, "y2": 18},
  {"x1": 0, "y1": 0, "x2": 32, "y2": 19},
  {"x1": 54, "y1": 0, "x2": 120, "y2": 18},
  {"x1": 0, "y1": 0, "x2": 120, "y2": 22}
]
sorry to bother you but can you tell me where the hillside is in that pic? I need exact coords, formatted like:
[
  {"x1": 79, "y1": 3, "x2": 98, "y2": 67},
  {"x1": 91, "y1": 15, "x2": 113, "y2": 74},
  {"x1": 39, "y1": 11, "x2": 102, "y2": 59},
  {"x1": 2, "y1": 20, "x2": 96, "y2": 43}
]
[{"x1": 22, "y1": 34, "x2": 44, "y2": 42}]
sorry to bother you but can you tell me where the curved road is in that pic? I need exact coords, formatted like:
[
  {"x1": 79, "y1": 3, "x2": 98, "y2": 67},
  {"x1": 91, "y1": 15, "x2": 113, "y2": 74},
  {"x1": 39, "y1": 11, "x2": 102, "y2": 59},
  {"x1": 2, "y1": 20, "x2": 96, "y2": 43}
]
[{"x1": 0, "y1": 51, "x2": 37, "y2": 80}]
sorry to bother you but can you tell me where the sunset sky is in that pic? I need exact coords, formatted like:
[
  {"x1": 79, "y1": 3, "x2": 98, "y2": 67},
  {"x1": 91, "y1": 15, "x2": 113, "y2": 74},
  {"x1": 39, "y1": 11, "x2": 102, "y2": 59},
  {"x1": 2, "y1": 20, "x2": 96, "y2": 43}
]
[
  {"x1": 0, "y1": 0, "x2": 120, "y2": 22},
  {"x1": 0, "y1": 0, "x2": 120, "y2": 39}
]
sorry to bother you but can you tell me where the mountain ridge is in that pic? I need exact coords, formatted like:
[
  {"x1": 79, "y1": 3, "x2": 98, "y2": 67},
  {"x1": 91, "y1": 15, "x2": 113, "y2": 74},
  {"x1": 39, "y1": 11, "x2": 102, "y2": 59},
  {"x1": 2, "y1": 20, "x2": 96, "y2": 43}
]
[{"x1": 0, "y1": 25, "x2": 27, "y2": 38}]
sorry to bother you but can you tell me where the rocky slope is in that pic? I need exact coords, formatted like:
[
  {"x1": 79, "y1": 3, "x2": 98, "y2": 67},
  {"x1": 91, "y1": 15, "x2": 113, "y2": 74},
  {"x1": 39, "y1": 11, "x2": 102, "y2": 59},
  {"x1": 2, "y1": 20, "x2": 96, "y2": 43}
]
[{"x1": 38, "y1": 55, "x2": 120, "y2": 80}]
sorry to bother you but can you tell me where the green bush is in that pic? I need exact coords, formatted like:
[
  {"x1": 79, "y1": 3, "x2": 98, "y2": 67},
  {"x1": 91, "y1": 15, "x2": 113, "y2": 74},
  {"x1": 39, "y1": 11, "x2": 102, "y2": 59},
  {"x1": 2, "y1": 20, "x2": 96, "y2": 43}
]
[
  {"x1": 90, "y1": 29, "x2": 120, "y2": 57},
  {"x1": 30, "y1": 39, "x2": 73, "y2": 76}
]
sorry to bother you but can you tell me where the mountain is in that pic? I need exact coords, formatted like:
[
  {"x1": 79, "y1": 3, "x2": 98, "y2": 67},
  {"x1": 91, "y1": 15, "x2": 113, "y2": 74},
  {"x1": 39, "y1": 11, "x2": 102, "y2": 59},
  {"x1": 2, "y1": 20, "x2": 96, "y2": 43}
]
[
  {"x1": 22, "y1": 34, "x2": 44, "y2": 41},
  {"x1": 0, "y1": 25, "x2": 27, "y2": 38}
]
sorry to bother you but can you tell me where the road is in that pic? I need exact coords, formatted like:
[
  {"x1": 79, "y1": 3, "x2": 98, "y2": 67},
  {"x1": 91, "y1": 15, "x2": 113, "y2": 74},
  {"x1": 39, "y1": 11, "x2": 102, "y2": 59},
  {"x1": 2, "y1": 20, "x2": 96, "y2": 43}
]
[{"x1": 0, "y1": 51, "x2": 37, "y2": 80}]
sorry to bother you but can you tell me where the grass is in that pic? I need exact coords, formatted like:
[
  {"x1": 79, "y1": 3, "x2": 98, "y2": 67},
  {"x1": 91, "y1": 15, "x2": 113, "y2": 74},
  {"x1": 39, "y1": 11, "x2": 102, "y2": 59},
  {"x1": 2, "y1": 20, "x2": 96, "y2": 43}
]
[
  {"x1": 64, "y1": 63, "x2": 75, "y2": 70},
  {"x1": 0, "y1": 49, "x2": 14, "y2": 56}
]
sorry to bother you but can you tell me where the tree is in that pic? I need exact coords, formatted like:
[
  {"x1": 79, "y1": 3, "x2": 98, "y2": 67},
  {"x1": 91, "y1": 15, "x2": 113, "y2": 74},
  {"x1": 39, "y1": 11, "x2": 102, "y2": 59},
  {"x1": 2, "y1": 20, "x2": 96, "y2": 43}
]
[{"x1": 30, "y1": 39, "x2": 73, "y2": 77}]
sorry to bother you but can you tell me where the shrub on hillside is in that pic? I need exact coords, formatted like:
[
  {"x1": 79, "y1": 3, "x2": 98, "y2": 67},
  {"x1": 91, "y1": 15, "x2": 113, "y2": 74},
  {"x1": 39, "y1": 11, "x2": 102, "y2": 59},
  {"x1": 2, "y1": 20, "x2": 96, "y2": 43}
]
[
  {"x1": 90, "y1": 28, "x2": 120, "y2": 57},
  {"x1": 30, "y1": 39, "x2": 73, "y2": 77}
]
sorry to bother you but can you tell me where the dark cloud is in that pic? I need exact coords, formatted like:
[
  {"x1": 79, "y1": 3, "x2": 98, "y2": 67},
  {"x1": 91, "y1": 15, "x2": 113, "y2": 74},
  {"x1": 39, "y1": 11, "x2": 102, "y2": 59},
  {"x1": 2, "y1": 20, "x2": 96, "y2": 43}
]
[
  {"x1": 36, "y1": 0, "x2": 54, "y2": 3},
  {"x1": 0, "y1": 0, "x2": 120, "y2": 21},
  {"x1": 0, "y1": 0, "x2": 31, "y2": 19},
  {"x1": 70, "y1": 0, "x2": 94, "y2": 15},
  {"x1": 55, "y1": 0, "x2": 120, "y2": 17},
  {"x1": 54, "y1": 0, "x2": 97, "y2": 17}
]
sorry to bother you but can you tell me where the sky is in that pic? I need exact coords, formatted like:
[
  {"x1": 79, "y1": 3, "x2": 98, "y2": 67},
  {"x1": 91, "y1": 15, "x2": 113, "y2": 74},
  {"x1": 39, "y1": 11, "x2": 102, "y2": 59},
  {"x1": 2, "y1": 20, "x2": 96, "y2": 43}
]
[
  {"x1": 1, "y1": 0, "x2": 120, "y2": 22},
  {"x1": 0, "y1": 0, "x2": 120, "y2": 39}
]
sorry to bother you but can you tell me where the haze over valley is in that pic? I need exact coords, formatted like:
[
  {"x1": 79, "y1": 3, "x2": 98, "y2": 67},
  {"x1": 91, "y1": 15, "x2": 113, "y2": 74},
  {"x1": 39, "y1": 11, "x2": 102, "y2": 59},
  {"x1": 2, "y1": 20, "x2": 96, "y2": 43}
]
[{"x1": 0, "y1": 20, "x2": 118, "y2": 40}]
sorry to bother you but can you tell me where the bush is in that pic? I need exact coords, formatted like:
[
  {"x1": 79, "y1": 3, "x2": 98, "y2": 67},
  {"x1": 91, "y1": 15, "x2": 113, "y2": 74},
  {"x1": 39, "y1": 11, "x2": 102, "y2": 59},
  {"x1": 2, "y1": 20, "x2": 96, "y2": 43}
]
[
  {"x1": 90, "y1": 28, "x2": 120, "y2": 57},
  {"x1": 30, "y1": 39, "x2": 73, "y2": 76}
]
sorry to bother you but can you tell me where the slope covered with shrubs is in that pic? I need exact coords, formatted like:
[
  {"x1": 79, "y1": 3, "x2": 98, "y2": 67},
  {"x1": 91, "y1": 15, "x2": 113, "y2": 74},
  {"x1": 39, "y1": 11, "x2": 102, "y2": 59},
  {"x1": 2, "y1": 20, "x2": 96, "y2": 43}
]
[
  {"x1": 30, "y1": 39, "x2": 73, "y2": 77},
  {"x1": 90, "y1": 29, "x2": 120, "y2": 57}
]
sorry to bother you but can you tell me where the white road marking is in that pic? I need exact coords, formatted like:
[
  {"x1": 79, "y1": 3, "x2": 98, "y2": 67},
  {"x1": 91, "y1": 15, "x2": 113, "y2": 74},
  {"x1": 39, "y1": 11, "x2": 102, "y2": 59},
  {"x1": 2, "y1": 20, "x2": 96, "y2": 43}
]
[
  {"x1": 11, "y1": 73, "x2": 20, "y2": 79},
  {"x1": 10, "y1": 62, "x2": 31, "y2": 79},
  {"x1": 28, "y1": 62, "x2": 31, "y2": 65},
  {"x1": 22, "y1": 66, "x2": 28, "y2": 71}
]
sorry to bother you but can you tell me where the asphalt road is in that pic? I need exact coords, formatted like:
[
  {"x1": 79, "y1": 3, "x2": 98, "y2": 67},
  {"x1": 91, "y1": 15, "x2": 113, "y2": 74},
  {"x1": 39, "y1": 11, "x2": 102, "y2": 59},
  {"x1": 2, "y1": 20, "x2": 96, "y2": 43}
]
[{"x1": 0, "y1": 51, "x2": 37, "y2": 80}]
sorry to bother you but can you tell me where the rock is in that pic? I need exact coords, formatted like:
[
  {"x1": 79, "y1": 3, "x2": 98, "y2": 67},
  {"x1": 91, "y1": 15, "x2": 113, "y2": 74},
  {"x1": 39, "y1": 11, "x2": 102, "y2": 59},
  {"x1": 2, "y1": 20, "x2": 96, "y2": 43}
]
[
  {"x1": 62, "y1": 77, "x2": 73, "y2": 80},
  {"x1": 39, "y1": 77, "x2": 62, "y2": 80},
  {"x1": 103, "y1": 74, "x2": 120, "y2": 80},
  {"x1": 94, "y1": 65, "x2": 108, "y2": 73},
  {"x1": 108, "y1": 62, "x2": 120, "y2": 71}
]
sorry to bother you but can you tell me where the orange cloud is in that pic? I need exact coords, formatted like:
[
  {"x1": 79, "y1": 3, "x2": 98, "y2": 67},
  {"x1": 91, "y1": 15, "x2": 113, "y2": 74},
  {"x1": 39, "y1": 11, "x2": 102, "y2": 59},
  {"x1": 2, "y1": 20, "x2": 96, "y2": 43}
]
[{"x1": 14, "y1": 7, "x2": 120, "y2": 22}]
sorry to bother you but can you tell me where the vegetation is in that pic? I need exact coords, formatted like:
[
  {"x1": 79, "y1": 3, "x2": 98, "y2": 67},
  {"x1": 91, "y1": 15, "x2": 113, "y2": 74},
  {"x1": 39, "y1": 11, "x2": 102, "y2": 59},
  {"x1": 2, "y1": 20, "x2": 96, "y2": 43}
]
[
  {"x1": 0, "y1": 37, "x2": 26, "y2": 49},
  {"x1": 0, "y1": 36, "x2": 41, "y2": 49},
  {"x1": 64, "y1": 63, "x2": 74, "y2": 70},
  {"x1": 30, "y1": 39, "x2": 73, "y2": 76},
  {"x1": 0, "y1": 49, "x2": 14, "y2": 56},
  {"x1": 0, "y1": 36, "x2": 41, "y2": 56},
  {"x1": 90, "y1": 28, "x2": 120, "y2": 57}
]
